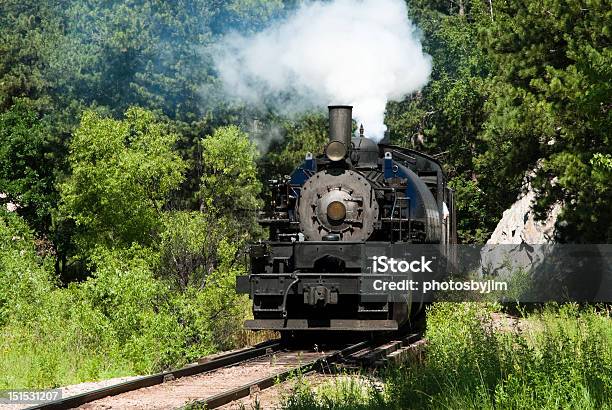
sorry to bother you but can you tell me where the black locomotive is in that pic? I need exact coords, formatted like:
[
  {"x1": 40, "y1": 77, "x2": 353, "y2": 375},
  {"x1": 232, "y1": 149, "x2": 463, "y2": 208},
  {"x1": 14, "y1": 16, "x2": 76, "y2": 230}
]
[{"x1": 236, "y1": 106, "x2": 456, "y2": 335}]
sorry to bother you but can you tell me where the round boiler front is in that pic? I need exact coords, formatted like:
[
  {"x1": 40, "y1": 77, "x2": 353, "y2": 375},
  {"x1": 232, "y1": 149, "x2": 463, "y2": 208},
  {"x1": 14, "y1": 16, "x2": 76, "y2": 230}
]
[{"x1": 297, "y1": 169, "x2": 378, "y2": 241}]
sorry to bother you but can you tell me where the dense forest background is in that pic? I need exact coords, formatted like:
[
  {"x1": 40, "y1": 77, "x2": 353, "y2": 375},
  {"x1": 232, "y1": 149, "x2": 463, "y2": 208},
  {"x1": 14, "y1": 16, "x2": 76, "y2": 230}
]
[{"x1": 0, "y1": 0, "x2": 610, "y2": 388}]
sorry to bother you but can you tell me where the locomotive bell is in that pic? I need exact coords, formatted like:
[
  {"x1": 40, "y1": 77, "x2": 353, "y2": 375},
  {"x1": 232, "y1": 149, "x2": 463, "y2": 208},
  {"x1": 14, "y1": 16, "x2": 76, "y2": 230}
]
[{"x1": 326, "y1": 105, "x2": 352, "y2": 161}]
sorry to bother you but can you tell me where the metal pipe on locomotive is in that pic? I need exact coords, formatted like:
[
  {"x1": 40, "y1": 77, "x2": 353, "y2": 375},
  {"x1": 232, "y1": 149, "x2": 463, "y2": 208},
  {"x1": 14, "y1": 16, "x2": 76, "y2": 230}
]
[{"x1": 236, "y1": 106, "x2": 456, "y2": 335}]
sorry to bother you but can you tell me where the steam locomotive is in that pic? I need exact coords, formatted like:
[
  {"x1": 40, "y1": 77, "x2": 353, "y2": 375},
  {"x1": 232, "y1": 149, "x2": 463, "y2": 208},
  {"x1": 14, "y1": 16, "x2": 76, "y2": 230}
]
[{"x1": 236, "y1": 106, "x2": 456, "y2": 336}]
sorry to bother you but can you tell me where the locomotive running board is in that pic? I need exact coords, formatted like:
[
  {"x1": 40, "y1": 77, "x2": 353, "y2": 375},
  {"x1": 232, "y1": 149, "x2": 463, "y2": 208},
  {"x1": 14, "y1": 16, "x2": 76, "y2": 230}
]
[{"x1": 245, "y1": 319, "x2": 398, "y2": 331}]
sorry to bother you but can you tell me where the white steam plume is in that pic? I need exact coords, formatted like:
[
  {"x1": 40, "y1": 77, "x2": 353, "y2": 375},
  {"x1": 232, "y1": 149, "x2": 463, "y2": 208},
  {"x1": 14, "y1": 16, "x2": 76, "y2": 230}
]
[{"x1": 212, "y1": 0, "x2": 431, "y2": 141}]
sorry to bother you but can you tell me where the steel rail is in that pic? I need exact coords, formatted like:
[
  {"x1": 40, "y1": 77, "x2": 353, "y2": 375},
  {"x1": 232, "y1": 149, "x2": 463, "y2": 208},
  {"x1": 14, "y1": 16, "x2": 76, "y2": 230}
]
[
  {"x1": 28, "y1": 333, "x2": 424, "y2": 410},
  {"x1": 27, "y1": 339, "x2": 281, "y2": 410},
  {"x1": 200, "y1": 333, "x2": 423, "y2": 409}
]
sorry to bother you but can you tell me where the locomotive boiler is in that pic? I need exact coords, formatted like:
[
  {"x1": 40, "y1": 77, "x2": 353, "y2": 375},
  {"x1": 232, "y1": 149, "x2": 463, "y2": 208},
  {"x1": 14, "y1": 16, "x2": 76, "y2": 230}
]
[{"x1": 236, "y1": 106, "x2": 456, "y2": 336}]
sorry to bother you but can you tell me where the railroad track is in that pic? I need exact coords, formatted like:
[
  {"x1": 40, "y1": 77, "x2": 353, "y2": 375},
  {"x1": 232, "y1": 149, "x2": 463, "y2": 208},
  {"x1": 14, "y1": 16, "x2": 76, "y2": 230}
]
[{"x1": 28, "y1": 333, "x2": 424, "y2": 410}]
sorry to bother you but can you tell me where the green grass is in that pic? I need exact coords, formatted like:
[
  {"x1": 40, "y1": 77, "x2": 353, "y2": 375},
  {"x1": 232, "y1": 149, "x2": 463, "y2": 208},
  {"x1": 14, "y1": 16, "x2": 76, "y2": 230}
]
[{"x1": 281, "y1": 303, "x2": 612, "y2": 409}]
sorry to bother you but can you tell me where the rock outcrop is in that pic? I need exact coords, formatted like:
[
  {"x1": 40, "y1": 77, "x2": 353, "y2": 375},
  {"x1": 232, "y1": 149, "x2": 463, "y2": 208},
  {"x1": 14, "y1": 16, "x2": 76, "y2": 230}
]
[
  {"x1": 479, "y1": 176, "x2": 562, "y2": 280},
  {"x1": 487, "y1": 187, "x2": 561, "y2": 245},
  {"x1": 478, "y1": 175, "x2": 607, "y2": 303}
]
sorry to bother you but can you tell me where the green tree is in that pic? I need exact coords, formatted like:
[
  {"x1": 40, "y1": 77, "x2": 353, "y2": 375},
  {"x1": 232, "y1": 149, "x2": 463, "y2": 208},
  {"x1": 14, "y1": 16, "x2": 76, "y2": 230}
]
[
  {"x1": 0, "y1": 1, "x2": 71, "y2": 241},
  {"x1": 50, "y1": 0, "x2": 213, "y2": 121},
  {"x1": 209, "y1": 0, "x2": 287, "y2": 35},
  {"x1": 0, "y1": 101, "x2": 62, "y2": 233},
  {"x1": 158, "y1": 124, "x2": 267, "y2": 290},
  {"x1": 50, "y1": 0, "x2": 290, "y2": 212},
  {"x1": 59, "y1": 107, "x2": 186, "y2": 255},
  {"x1": 0, "y1": 1, "x2": 64, "y2": 111},
  {"x1": 484, "y1": 0, "x2": 611, "y2": 242},
  {"x1": 200, "y1": 125, "x2": 262, "y2": 220}
]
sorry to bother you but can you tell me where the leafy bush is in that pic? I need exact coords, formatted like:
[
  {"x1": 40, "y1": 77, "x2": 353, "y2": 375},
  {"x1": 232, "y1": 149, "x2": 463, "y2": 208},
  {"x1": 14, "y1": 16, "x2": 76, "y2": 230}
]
[
  {"x1": 157, "y1": 211, "x2": 252, "y2": 290},
  {"x1": 0, "y1": 209, "x2": 55, "y2": 326},
  {"x1": 0, "y1": 221, "x2": 250, "y2": 388}
]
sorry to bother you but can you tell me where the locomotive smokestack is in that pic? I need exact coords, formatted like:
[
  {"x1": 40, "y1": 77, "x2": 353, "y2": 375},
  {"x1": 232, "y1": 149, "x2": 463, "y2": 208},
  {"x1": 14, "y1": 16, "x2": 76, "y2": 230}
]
[{"x1": 328, "y1": 105, "x2": 352, "y2": 147}]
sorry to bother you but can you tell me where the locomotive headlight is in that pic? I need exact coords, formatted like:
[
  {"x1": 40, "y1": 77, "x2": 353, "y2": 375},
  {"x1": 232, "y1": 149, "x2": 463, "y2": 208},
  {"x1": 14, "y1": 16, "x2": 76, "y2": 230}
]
[
  {"x1": 327, "y1": 201, "x2": 346, "y2": 222},
  {"x1": 325, "y1": 141, "x2": 347, "y2": 161}
]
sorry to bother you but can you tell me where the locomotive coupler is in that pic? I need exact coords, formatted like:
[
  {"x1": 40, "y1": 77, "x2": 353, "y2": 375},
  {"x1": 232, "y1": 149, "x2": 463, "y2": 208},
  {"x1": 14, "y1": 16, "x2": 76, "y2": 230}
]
[{"x1": 303, "y1": 285, "x2": 338, "y2": 306}]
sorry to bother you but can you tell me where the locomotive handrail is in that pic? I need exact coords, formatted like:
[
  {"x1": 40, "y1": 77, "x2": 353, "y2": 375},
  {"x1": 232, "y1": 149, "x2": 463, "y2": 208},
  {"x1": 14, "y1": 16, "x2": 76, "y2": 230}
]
[{"x1": 281, "y1": 273, "x2": 300, "y2": 320}]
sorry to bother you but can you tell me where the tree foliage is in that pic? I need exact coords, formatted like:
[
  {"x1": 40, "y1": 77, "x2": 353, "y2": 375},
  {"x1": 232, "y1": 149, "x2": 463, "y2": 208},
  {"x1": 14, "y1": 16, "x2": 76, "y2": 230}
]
[
  {"x1": 0, "y1": 209, "x2": 54, "y2": 327},
  {"x1": 158, "y1": 211, "x2": 250, "y2": 291},
  {"x1": 0, "y1": 102, "x2": 61, "y2": 233},
  {"x1": 0, "y1": 1, "x2": 63, "y2": 111},
  {"x1": 389, "y1": 0, "x2": 611, "y2": 242},
  {"x1": 200, "y1": 125, "x2": 262, "y2": 218},
  {"x1": 484, "y1": 0, "x2": 611, "y2": 242},
  {"x1": 59, "y1": 108, "x2": 185, "y2": 254},
  {"x1": 53, "y1": 0, "x2": 214, "y2": 121}
]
